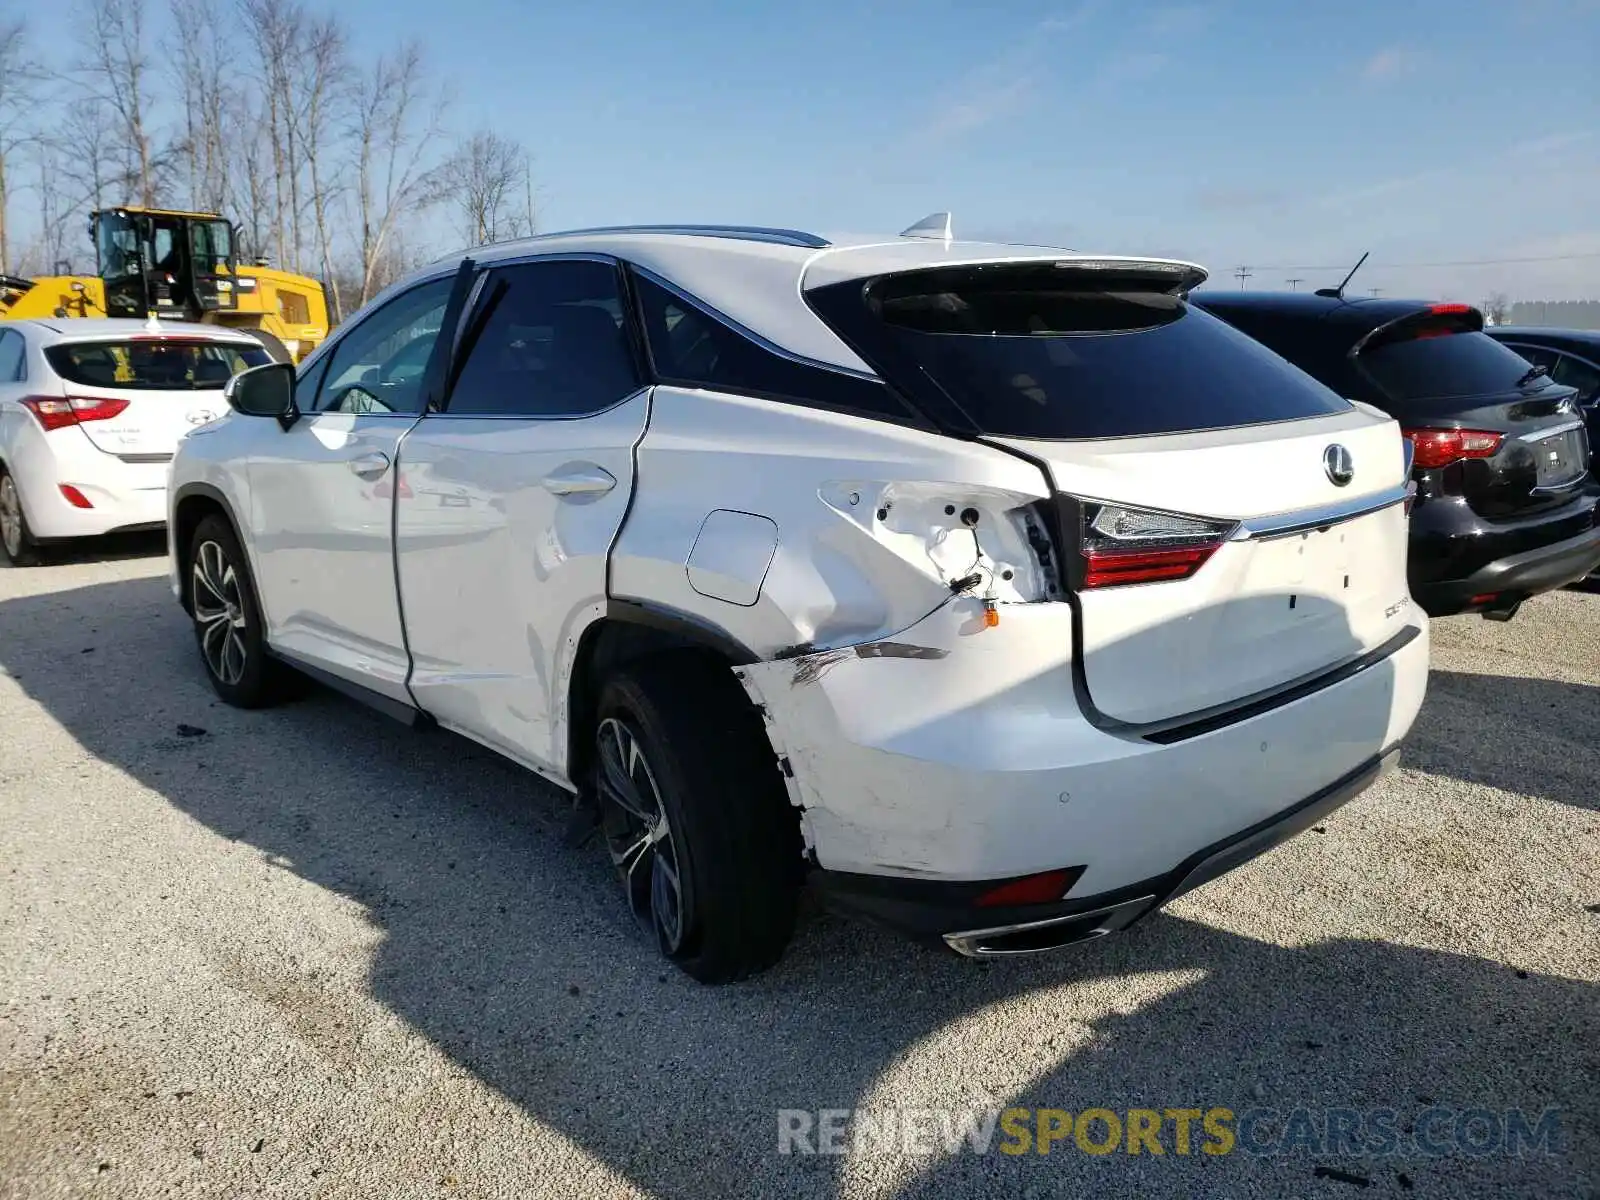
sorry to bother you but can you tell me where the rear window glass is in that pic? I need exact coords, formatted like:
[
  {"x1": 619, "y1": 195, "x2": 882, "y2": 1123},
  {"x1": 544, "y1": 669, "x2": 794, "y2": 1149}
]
[
  {"x1": 807, "y1": 264, "x2": 1351, "y2": 439},
  {"x1": 45, "y1": 339, "x2": 270, "y2": 390},
  {"x1": 1359, "y1": 328, "x2": 1552, "y2": 400}
]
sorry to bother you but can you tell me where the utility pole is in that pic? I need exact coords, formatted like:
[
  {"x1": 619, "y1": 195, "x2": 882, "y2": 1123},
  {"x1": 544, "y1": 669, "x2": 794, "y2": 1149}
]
[
  {"x1": 1369, "y1": 287, "x2": 1382, "y2": 298},
  {"x1": 1234, "y1": 265, "x2": 1253, "y2": 289},
  {"x1": 1286, "y1": 277, "x2": 1303, "y2": 291}
]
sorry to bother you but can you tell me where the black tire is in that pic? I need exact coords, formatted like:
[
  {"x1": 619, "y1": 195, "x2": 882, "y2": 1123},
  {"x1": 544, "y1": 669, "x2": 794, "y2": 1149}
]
[
  {"x1": 188, "y1": 513, "x2": 295, "y2": 707},
  {"x1": 0, "y1": 466, "x2": 43, "y2": 567},
  {"x1": 241, "y1": 326, "x2": 294, "y2": 364},
  {"x1": 594, "y1": 652, "x2": 801, "y2": 983}
]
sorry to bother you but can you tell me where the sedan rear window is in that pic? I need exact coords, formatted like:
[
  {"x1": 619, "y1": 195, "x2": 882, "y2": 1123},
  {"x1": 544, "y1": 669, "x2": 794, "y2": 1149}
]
[
  {"x1": 45, "y1": 339, "x2": 270, "y2": 391},
  {"x1": 807, "y1": 263, "x2": 1351, "y2": 439}
]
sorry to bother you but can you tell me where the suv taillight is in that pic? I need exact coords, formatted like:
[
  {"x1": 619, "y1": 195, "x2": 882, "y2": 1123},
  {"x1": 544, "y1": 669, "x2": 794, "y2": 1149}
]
[
  {"x1": 1080, "y1": 502, "x2": 1234, "y2": 588},
  {"x1": 1401, "y1": 427, "x2": 1504, "y2": 469},
  {"x1": 20, "y1": 395, "x2": 130, "y2": 431}
]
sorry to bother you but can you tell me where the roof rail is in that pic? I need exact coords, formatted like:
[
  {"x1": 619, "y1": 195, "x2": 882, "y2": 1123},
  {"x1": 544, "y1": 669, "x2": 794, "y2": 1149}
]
[{"x1": 516, "y1": 224, "x2": 831, "y2": 249}]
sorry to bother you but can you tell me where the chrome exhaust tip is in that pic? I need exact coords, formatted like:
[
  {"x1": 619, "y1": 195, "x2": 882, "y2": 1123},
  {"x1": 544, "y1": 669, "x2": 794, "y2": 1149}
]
[{"x1": 943, "y1": 896, "x2": 1156, "y2": 958}]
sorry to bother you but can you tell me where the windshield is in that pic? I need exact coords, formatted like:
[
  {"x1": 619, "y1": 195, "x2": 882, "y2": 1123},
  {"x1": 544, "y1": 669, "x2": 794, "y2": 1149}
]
[{"x1": 45, "y1": 339, "x2": 270, "y2": 391}]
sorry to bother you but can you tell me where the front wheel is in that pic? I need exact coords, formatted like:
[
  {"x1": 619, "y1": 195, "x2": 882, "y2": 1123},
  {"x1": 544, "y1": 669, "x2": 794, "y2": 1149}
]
[
  {"x1": 594, "y1": 654, "x2": 801, "y2": 983},
  {"x1": 189, "y1": 514, "x2": 294, "y2": 707}
]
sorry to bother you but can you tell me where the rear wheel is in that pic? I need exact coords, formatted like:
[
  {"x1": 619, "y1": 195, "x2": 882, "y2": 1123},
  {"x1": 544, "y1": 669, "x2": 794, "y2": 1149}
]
[
  {"x1": 594, "y1": 653, "x2": 801, "y2": 983},
  {"x1": 189, "y1": 513, "x2": 294, "y2": 707},
  {"x1": 0, "y1": 468, "x2": 42, "y2": 567}
]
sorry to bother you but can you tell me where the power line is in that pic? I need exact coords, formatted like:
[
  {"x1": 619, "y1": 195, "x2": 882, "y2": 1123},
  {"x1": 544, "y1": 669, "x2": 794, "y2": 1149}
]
[{"x1": 1240, "y1": 251, "x2": 1600, "y2": 272}]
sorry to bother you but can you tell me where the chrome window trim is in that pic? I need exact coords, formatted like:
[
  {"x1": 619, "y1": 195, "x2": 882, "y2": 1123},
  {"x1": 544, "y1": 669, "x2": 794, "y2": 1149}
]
[
  {"x1": 1230, "y1": 482, "x2": 1412, "y2": 542},
  {"x1": 630, "y1": 263, "x2": 882, "y2": 384}
]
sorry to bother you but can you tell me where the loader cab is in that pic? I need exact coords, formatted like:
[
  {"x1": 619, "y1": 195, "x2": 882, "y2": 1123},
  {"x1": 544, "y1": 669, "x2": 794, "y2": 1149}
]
[{"x1": 92, "y1": 208, "x2": 239, "y2": 320}]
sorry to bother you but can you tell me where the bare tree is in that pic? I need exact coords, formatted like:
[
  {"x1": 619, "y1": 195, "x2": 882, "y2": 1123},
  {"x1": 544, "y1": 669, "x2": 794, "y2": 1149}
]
[
  {"x1": 61, "y1": 97, "x2": 125, "y2": 217},
  {"x1": 168, "y1": 0, "x2": 231, "y2": 212},
  {"x1": 437, "y1": 130, "x2": 534, "y2": 247},
  {"x1": 350, "y1": 43, "x2": 446, "y2": 305},
  {"x1": 1482, "y1": 291, "x2": 1512, "y2": 327},
  {"x1": 292, "y1": 13, "x2": 350, "y2": 319},
  {"x1": 79, "y1": 0, "x2": 164, "y2": 207},
  {"x1": 0, "y1": 15, "x2": 43, "y2": 275},
  {"x1": 238, "y1": 0, "x2": 304, "y2": 269},
  {"x1": 226, "y1": 89, "x2": 274, "y2": 262}
]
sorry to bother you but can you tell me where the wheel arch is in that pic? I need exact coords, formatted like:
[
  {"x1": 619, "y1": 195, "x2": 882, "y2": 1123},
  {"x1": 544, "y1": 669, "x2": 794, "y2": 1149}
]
[
  {"x1": 171, "y1": 482, "x2": 248, "y2": 615},
  {"x1": 564, "y1": 600, "x2": 761, "y2": 792}
]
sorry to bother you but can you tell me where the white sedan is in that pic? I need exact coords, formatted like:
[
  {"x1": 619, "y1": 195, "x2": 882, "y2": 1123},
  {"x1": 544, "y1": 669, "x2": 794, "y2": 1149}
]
[{"x1": 0, "y1": 318, "x2": 271, "y2": 564}]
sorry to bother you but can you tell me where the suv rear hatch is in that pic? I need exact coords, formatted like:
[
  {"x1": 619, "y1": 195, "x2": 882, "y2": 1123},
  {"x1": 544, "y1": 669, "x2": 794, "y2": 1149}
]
[
  {"x1": 42, "y1": 335, "x2": 269, "y2": 459},
  {"x1": 1349, "y1": 305, "x2": 1590, "y2": 519},
  {"x1": 806, "y1": 258, "x2": 1415, "y2": 727}
]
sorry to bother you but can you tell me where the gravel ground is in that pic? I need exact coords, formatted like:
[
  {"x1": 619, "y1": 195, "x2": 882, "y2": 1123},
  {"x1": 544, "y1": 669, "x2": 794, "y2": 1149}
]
[{"x1": 1, "y1": 537, "x2": 1596, "y2": 1199}]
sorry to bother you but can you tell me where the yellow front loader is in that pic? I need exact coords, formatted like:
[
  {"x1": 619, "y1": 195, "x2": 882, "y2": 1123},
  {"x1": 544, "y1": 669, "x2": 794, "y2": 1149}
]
[{"x1": 0, "y1": 207, "x2": 329, "y2": 363}]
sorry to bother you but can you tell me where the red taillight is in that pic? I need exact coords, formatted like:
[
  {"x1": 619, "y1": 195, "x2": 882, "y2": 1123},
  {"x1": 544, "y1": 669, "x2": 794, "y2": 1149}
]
[
  {"x1": 58, "y1": 485, "x2": 93, "y2": 509},
  {"x1": 1084, "y1": 544, "x2": 1220, "y2": 588},
  {"x1": 20, "y1": 396, "x2": 76, "y2": 431},
  {"x1": 20, "y1": 395, "x2": 130, "y2": 431},
  {"x1": 1429, "y1": 303, "x2": 1473, "y2": 315},
  {"x1": 1079, "y1": 502, "x2": 1232, "y2": 589},
  {"x1": 1402, "y1": 427, "x2": 1504, "y2": 469},
  {"x1": 976, "y1": 868, "x2": 1077, "y2": 908}
]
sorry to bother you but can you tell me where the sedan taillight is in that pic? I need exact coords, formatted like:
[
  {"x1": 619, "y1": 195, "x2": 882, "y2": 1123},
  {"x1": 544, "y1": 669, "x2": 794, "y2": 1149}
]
[
  {"x1": 20, "y1": 395, "x2": 131, "y2": 431},
  {"x1": 1401, "y1": 427, "x2": 1504, "y2": 469},
  {"x1": 1080, "y1": 502, "x2": 1234, "y2": 588}
]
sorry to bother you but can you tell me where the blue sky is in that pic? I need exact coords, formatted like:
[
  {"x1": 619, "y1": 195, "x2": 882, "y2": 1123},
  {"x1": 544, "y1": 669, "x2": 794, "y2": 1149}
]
[{"x1": 23, "y1": 0, "x2": 1600, "y2": 299}]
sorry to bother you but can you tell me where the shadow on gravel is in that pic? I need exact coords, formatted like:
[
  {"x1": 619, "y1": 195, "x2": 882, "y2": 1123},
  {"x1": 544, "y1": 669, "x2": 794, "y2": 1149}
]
[
  {"x1": 1407, "y1": 670, "x2": 1598, "y2": 812},
  {"x1": 0, "y1": 529, "x2": 167, "y2": 569},
  {"x1": 1, "y1": 576, "x2": 1596, "y2": 1199}
]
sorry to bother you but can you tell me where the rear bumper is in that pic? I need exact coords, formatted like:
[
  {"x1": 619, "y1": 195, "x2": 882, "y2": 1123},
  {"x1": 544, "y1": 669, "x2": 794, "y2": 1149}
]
[
  {"x1": 1413, "y1": 523, "x2": 1600, "y2": 614},
  {"x1": 10, "y1": 427, "x2": 170, "y2": 541},
  {"x1": 815, "y1": 748, "x2": 1400, "y2": 955},
  {"x1": 1408, "y1": 484, "x2": 1600, "y2": 613},
  {"x1": 738, "y1": 596, "x2": 1429, "y2": 918}
]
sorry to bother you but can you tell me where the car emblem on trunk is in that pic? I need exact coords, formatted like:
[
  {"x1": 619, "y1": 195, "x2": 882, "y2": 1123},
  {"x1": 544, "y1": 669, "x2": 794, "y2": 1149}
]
[
  {"x1": 187, "y1": 410, "x2": 217, "y2": 426},
  {"x1": 1323, "y1": 444, "x2": 1354, "y2": 487}
]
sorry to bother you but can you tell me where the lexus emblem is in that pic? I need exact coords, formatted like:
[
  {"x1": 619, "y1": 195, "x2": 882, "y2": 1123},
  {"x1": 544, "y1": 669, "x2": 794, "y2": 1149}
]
[
  {"x1": 186, "y1": 409, "x2": 217, "y2": 426},
  {"x1": 1323, "y1": 444, "x2": 1355, "y2": 487}
]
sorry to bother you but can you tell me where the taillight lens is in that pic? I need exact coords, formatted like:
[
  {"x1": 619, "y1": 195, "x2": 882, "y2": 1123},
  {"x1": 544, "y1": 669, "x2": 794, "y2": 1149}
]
[
  {"x1": 20, "y1": 395, "x2": 130, "y2": 431},
  {"x1": 1080, "y1": 502, "x2": 1234, "y2": 588},
  {"x1": 1402, "y1": 427, "x2": 1504, "y2": 469}
]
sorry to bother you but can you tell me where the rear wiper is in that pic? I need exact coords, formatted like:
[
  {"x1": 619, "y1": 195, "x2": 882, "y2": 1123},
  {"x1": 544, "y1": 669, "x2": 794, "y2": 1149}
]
[{"x1": 1516, "y1": 364, "x2": 1550, "y2": 387}]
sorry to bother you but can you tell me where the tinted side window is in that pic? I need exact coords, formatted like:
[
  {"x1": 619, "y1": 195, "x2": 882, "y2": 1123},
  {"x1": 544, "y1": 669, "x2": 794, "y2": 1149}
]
[
  {"x1": 1552, "y1": 354, "x2": 1600, "y2": 403},
  {"x1": 447, "y1": 259, "x2": 639, "y2": 417},
  {"x1": 296, "y1": 349, "x2": 332, "y2": 409},
  {"x1": 319, "y1": 276, "x2": 453, "y2": 414},
  {"x1": 1505, "y1": 343, "x2": 1561, "y2": 372},
  {"x1": 633, "y1": 274, "x2": 923, "y2": 424},
  {"x1": 0, "y1": 331, "x2": 22, "y2": 382}
]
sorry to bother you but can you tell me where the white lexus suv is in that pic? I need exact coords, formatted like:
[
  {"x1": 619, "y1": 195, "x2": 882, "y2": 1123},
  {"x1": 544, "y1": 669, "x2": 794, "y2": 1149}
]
[{"x1": 167, "y1": 218, "x2": 1430, "y2": 981}]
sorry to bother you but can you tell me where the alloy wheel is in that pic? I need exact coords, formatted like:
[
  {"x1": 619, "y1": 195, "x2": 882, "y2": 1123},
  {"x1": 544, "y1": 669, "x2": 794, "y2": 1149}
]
[
  {"x1": 0, "y1": 475, "x2": 22, "y2": 559},
  {"x1": 192, "y1": 539, "x2": 249, "y2": 686},
  {"x1": 596, "y1": 716, "x2": 687, "y2": 954}
]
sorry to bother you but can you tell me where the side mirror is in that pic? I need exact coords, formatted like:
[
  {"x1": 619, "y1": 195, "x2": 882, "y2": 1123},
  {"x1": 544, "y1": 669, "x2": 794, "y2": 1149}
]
[{"x1": 225, "y1": 361, "x2": 299, "y2": 428}]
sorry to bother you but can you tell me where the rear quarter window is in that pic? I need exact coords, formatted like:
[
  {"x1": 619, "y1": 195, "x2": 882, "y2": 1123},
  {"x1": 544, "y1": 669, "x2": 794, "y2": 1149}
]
[{"x1": 807, "y1": 264, "x2": 1351, "y2": 440}]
